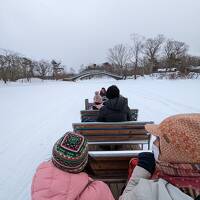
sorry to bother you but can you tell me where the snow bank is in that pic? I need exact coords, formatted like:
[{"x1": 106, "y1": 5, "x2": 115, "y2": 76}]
[{"x1": 0, "y1": 78, "x2": 200, "y2": 200}]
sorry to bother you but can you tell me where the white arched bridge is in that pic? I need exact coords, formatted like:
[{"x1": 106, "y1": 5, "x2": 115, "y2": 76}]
[{"x1": 63, "y1": 70, "x2": 124, "y2": 81}]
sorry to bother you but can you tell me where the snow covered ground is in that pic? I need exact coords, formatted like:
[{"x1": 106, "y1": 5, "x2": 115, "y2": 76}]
[{"x1": 0, "y1": 78, "x2": 200, "y2": 200}]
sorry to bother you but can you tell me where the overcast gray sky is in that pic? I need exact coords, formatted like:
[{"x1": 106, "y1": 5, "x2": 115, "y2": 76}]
[{"x1": 1, "y1": 0, "x2": 200, "y2": 70}]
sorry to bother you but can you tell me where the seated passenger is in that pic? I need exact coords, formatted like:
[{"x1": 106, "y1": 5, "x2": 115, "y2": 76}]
[
  {"x1": 93, "y1": 91, "x2": 103, "y2": 110},
  {"x1": 97, "y1": 85, "x2": 132, "y2": 122},
  {"x1": 100, "y1": 87, "x2": 108, "y2": 104},
  {"x1": 120, "y1": 152, "x2": 193, "y2": 200},
  {"x1": 146, "y1": 113, "x2": 200, "y2": 199},
  {"x1": 125, "y1": 114, "x2": 200, "y2": 199},
  {"x1": 100, "y1": 87, "x2": 107, "y2": 97},
  {"x1": 31, "y1": 132, "x2": 114, "y2": 200}
]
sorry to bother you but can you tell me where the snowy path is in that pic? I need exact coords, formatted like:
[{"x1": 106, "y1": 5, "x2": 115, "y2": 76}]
[{"x1": 0, "y1": 78, "x2": 200, "y2": 200}]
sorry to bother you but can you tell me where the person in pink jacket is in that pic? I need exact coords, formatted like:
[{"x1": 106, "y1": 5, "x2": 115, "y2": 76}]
[{"x1": 31, "y1": 132, "x2": 114, "y2": 200}]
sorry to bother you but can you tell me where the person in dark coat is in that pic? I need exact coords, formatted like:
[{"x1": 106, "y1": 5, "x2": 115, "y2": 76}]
[{"x1": 97, "y1": 85, "x2": 132, "y2": 122}]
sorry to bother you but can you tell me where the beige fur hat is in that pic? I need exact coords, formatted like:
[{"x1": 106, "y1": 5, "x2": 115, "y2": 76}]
[{"x1": 145, "y1": 113, "x2": 200, "y2": 163}]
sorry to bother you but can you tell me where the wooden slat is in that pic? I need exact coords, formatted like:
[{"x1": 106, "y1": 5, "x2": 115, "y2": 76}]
[
  {"x1": 81, "y1": 109, "x2": 138, "y2": 114},
  {"x1": 84, "y1": 137, "x2": 149, "y2": 143},
  {"x1": 74, "y1": 121, "x2": 153, "y2": 126},
  {"x1": 88, "y1": 140, "x2": 148, "y2": 145},
  {"x1": 81, "y1": 108, "x2": 139, "y2": 121},
  {"x1": 76, "y1": 129, "x2": 147, "y2": 134},
  {"x1": 89, "y1": 150, "x2": 151, "y2": 157},
  {"x1": 75, "y1": 126, "x2": 147, "y2": 130}
]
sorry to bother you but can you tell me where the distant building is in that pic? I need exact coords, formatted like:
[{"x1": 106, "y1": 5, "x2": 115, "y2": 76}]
[
  {"x1": 157, "y1": 68, "x2": 177, "y2": 73},
  {"x1": 186, "y1": 66, "x2": 200, "y2": 73}
]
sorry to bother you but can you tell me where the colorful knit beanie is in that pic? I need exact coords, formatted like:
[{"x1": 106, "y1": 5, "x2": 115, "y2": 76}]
[{"x1": 52, "y1": 132, "x2": 88, "y2": 173}]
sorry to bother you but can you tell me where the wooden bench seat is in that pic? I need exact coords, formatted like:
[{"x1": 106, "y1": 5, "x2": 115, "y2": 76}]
[
  {"x1": 73, "y1": 121, "x2": 153, "y2": 150},
  {"x1": 88, "y1": 150, "x2": 152, "y2": 179},
  {"x1": 72, "y1": 120, "x2": 153, "y2": 198},
  {"x1": 80, "y1": 109, "x2": 139, "y2": 122},
  {"x1": 87, "y1": 150, "x2": 152, "y2": 199}
]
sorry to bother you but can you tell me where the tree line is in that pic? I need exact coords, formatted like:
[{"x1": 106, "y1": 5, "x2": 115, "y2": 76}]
[
  {"x1": 1, "y1": 34, "x2": 200, "y2": 83},
  {"x1": 82, "y1": 34, "x2": 200, "y2": 79},
  {"x1": 107, "y1": 34, "x2": 200, "y2": 79},
  {"x1": 0, "y1": 50, "x2": 76, "y2": 83}
]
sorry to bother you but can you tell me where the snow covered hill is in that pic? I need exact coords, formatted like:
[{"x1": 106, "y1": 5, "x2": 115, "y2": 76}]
[{"x1": 0, "y1": 78, "x2": 200, "y2": 200}]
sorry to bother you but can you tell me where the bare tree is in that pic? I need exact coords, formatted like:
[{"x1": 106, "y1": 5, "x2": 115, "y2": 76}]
[
  {"x1": 107, "y1": 44, "x2": 131, "y2": 78},
  {"x1": 130, "y1": 34, "x2": 145, "y2": 79},
  {"x1": 0, "y1": 54, "x2": 8, "y2": 83},
  {"x1": 144, "y1": 34, "x2": 165, "y2": 72},
  {"x1": 164, "y1": 39, "x2": 188, "y2": 71},
  {"x1": 51, "y1": 60, "x2": 65, "y2": 80},
  {"x1": 21, "y1": 57, "x2": 34, "y2": 82},
  {"x1": 0, "y1": 50, "x2": 21, "y2": 82},
  {"x1": 8, "y1": 54, "x2": 22, "y2": 81},
  {"x1": 35, "y1": 60, "x2": 52, "y2": 79},
  {"x1": 163, "y1": 40, "x2": 174, "y2": 71},
  {"x1": 0, "y1": 49, "x2": 60, "y2": 83}
]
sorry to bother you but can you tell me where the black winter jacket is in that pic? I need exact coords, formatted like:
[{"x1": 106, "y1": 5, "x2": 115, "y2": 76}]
[{"x1": 97, "y1": 96, "x2": 132, "y2": 122}]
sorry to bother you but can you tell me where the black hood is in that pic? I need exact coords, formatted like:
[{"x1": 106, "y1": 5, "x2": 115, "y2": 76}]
[{"x1": 105, "y1": 96, "x2": 128, "y2": 111}]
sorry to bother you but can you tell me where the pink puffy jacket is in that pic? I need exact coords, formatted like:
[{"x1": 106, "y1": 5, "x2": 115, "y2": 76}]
[{"x1": 31, "y1": 161, "x2": 115, "y2": 200}]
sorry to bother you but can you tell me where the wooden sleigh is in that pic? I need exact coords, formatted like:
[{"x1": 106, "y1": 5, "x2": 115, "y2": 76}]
[
  {"x1": 83, "y1": 99, "x2": 138, "y2": 122},
  {"x1": 72, "y1": 121, "x2": 153, "y2": 199}
]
